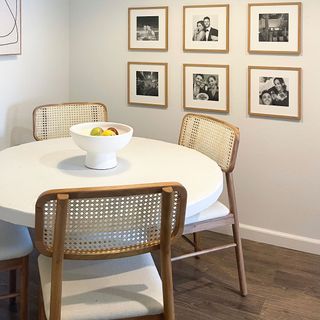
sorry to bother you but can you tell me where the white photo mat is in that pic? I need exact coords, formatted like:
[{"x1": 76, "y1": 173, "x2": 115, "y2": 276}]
[
  {"x1": 128, "y1": 62, "x2": 167, "y2": 107},
  {"x1": 129, "y1": 7, "x2": 168, "y2": 50},
  {"x1": 184, "y1": 5, "x2": 229, "y2": 52},
  {"x1": 0, "y1": 0, "x2": 21, "y2": 55},
  {"x1": 249, "y1": 3, "x2": 301, "y2": 54},
  {"x1": 249, "y1": 66, "x2": 301, "y2": 120},
  {"x1": 184, "y1": 64, "x2": 229, "y2": 113}
]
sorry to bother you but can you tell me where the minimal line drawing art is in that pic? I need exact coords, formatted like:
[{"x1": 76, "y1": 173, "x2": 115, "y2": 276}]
[{"x1": 0, "y1": 0, "x2": 20, "y2": 54}]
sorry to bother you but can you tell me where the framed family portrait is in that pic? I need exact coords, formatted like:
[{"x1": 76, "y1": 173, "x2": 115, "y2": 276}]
[
  {"x1": 183, "y1": 4, "x2": 229, "y2": 53},
  {"x1": 248, "y1": 66, "x2": 302, "y2": 120},
  {"x1": 128, "y1": 62, "x2": 168, "y2": 107},
  {"x1": 184, "y1": 64, "x2": 229, "y2": 113},
  {"x1": 248, "y1": 2, "x2": 302, "y2": 55},
  {"x1": 128, "y1": 6, "x2": 168, "y2": 51},
  {"x1": 0, "y1": 0, "x2": 21, "y2": 55}
]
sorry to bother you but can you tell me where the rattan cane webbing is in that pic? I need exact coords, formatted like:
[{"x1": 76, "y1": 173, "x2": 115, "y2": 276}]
[
  {"x1": 179, "y1": 114, "x2": 239, "y2": 172},
  {"x1": 33, "y1": 103, "x2": 108, "y2": 140},
  {"x1": 38, "y1": 187, "x2": 185, "y2": 257}
]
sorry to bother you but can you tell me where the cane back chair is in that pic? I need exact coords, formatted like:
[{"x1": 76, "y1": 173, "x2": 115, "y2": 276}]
[
  {"x1": 35, "y1": 183, "x2": 187, "y2": 320},
  {"x1": 0, "y1": 220, "x2": 33, "y2": 319},
  {"x1": 33, "y1": 102, "x2": 108, "y2": 141},
  {"x1": 173, "y1": 113, "x2": 247, "y2": 296}
]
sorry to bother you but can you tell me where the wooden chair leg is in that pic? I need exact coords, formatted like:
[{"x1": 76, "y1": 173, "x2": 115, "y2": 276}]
[
  {"x1": 38, "y1": 290, "x2": 46, "y2": 320},
  {"x1": 232, "y1": 223, "x2": 248, "y2": 296},
  {"x1": 193, "y1": 232, "x2": 201, "y2": 259},
  {"x1": 9, "y1": 269, "x2": 18, "y2": 311},
  {"x1": 20, "y1": 256, "x2": 29, "y2": 320}
]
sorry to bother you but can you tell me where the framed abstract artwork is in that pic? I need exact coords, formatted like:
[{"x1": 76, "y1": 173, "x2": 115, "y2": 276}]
[
  {"x1": 0, "y1": 0, "x2": 21, "y2": 55},
  {"x1": 183, "y1": 64, "x2": 229, "y2": 113},
  {"x1": 128, "y1": 62, "x2": 168, "y2": 107},
  {"x1": 128, "y1": 6, "x2": 168, "y2": 51},
  {"x1": 183, "y1": 4, "x2": 229, "y2": 53},
  {"x1": 248, "y1": 66, "x2": 302, "y2": 120},
  {"x1": 248, "y1": 2, "x2": 302, "y2": 55}
]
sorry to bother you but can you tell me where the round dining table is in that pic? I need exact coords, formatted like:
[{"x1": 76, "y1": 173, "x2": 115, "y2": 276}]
[{"x1": 0, "y1": 137, "x2": 223, "y2": 228}]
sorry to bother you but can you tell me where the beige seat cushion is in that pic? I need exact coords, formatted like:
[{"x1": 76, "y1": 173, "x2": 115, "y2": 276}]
[
  {"x1": 38, "y1": 253, "x2": 163, "y2": 320},
  {"x1": 0, "y1": 220, "x2": 33, "y2": 261},
  {"x1": 185, "y1": 201, "x2": 229, "y2": 226}
]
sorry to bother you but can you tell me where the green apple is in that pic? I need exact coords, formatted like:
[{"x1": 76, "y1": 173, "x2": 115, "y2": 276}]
[{"x1": 90, "y1": 127, "x2": 103, "y2": 136}]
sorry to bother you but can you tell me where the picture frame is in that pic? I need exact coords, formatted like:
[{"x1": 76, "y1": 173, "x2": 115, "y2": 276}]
[
  {"x1": 248, "y1": 66, "x2": 302, "y2": 120},
  {"x1": 128, "y1": 62, "x2": 168, "y2": 108},
  {"x1": 183, "y1": 64, "x2": 229, "y2": 113},
  {"x1": 0, "y1": 0, "x2": 22, "y2": 56},
  {"x1": 183, "y1": 4, "x2": 229, "y2": 53},
  {"x1": 248, "y1": 2, "x2": 302, "y2": 55},
  {"x1": 128, "y1": 6, "x2": 168, "y2": 51}
]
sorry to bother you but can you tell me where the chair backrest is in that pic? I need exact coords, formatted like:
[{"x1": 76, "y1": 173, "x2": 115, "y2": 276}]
[
  {"x1": 35, "y1": 183, "x2": 187, "y2": 260},
  {"x1": 179, "y1": 113, "x2": 240, "y2": 173},
  {"x1": 33, "y1": 102, "x2": 108, "y2": 140}
]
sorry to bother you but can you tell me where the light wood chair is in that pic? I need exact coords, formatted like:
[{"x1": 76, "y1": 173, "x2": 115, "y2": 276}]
[
  {"x1": 35, "y1": 183, "x2": 187, "y2": 320},
  {"x1": 172, "y1": 113, "x2": 247, "y2": 297},
  {"x1": 0, "y1": 220, "x2": 33, "y2": 319},
  {"x1": 33, "y1": 102, "x2": 108, "y2": 140}
]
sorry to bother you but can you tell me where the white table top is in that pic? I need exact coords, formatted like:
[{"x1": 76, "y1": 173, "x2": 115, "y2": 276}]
[{"x1": 0, "y1": 137, "x2": 223, "y2": 227}]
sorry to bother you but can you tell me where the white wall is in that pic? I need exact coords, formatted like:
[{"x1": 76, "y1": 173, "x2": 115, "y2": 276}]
[
  {"x1": 69, "y1": 0, "x2": 320, "y2": 254},
  {"x1": 0, "y1": 0, "x2": 70, "y2": 149}
]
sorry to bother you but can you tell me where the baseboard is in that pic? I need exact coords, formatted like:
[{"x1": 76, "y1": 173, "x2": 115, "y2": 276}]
[{"x1": 215, "y1": 224, "x2": 320, "y2": 255}]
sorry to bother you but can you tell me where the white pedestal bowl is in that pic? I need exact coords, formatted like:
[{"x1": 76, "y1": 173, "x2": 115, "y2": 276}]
[{"x1": 70, "y1": 122, "x2": 133, "y2": 170}]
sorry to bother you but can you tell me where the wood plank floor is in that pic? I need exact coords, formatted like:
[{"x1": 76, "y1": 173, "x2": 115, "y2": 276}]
[{"x1": 1, "y1": 231, "x2": 319, "y2": 320}]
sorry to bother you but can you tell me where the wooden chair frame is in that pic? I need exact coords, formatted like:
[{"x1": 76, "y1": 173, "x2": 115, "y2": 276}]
[
  {"x1": 32, "y1": 102, "x2": 108, "y2": 141},
  {"x1": 35, "y1": 183, "x2": 187, "y2": 320},
  {"x1": 173, "y1": 113, "x2": 247, "y2": 297},
  {"x1": 0, "y1": 256, "x2": 29, "y2": 319}
]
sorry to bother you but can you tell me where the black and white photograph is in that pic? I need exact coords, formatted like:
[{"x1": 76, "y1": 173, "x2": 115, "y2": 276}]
[
  {"x1": 136, "y1": 71, "x2": 159, "y2": 96},
  {"x1": 259, "y1": 77, "x2": 289, "y2": 107},
  {"x1": 184, "y1": 5, "x2": 229, "y2": 52},
  {"x1": 193, "y1": 73, "x2": 219, "y2": 101},
  {"x1": 184, "y1": 64, "x2": 229, "y2": 113},
  {"x1": 136, "y1": 16, "x2": 159, "y2": 41},
  {"x1": 0, "y1": 0, "x2": 21, "y2": 55},
  {"x1": 248, "y1": 3, "x2": 301, "y2": 54},
  {"x1": 128, "y1": 62, "x2": 167, "y2": 107},
  {"x1": 192, "y1": 15, "x2": 218, "y2": 42},
  {"x1": 249, "y1": 66, "x2": 301, "y2": 120},
  {"x1": 259, "y1": 14, "x2": 289, "y2": 42},
  {"x1": 129, "y1": 7, "x2": 168, "y2": 50}
]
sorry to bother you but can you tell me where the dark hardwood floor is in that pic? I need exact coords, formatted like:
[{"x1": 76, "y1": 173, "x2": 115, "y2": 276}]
[{"x1": 1, "y1": 231, "x2": 319, "y2": 320}]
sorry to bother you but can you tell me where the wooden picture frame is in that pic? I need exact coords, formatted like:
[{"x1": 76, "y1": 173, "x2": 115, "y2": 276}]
[
  {"x1": 248, "y1": 2, "x2": 302, "y2": 55},
  {"x1": 128, "y1": 62, "x2": 168, "y2": 108},
  {"x1": 248, "y1": 66, "x2": 302, "y2": 120},
  {"x1": 183, "y1": 64, "x2": 230, "y2": 113},
  {"x1": 183, "y1": 4, "x2": 229, "y2": 53},
  {"x1": 0, "y1": 0, "x2": 22, "y2": 56},
  {"x1": 128, "y1": 6, "x2": 168, "y2": 51}
]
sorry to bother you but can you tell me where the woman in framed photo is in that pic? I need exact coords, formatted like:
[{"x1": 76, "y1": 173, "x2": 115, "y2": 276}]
[
  {"x1": 207, "y1": 75, "x2": 219, "y2": 101},
  {"x1": 270, "y1": 77, "x2": 289, "y2": 106},
  {"x1": 260, "y1": 90, "x2": 273, "y2": 105},
  {"x1": 192, "y1": 20, "x2": 206, "y2": 41}
]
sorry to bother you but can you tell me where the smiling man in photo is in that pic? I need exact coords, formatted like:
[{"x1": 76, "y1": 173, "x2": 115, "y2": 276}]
[{"x1": 203, "y1": 16, "x2": 218, "y2": 41}]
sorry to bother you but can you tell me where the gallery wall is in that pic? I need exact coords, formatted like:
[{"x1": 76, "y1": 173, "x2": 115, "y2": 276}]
[
  {"x1": 0, "y1": 0, "x2": 70, "y2": 149},
  {"x1": 69, "y1": 0, "x2": 320, "y2": 254}
]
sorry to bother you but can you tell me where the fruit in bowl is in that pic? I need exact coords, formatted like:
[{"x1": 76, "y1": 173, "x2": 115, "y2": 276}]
[
  {"x1": 90, "y1": 127, "x2": 119, "y2": 136},
  {"x1": 70, "y1": 122, "x2": 133, "y2": 170}
]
